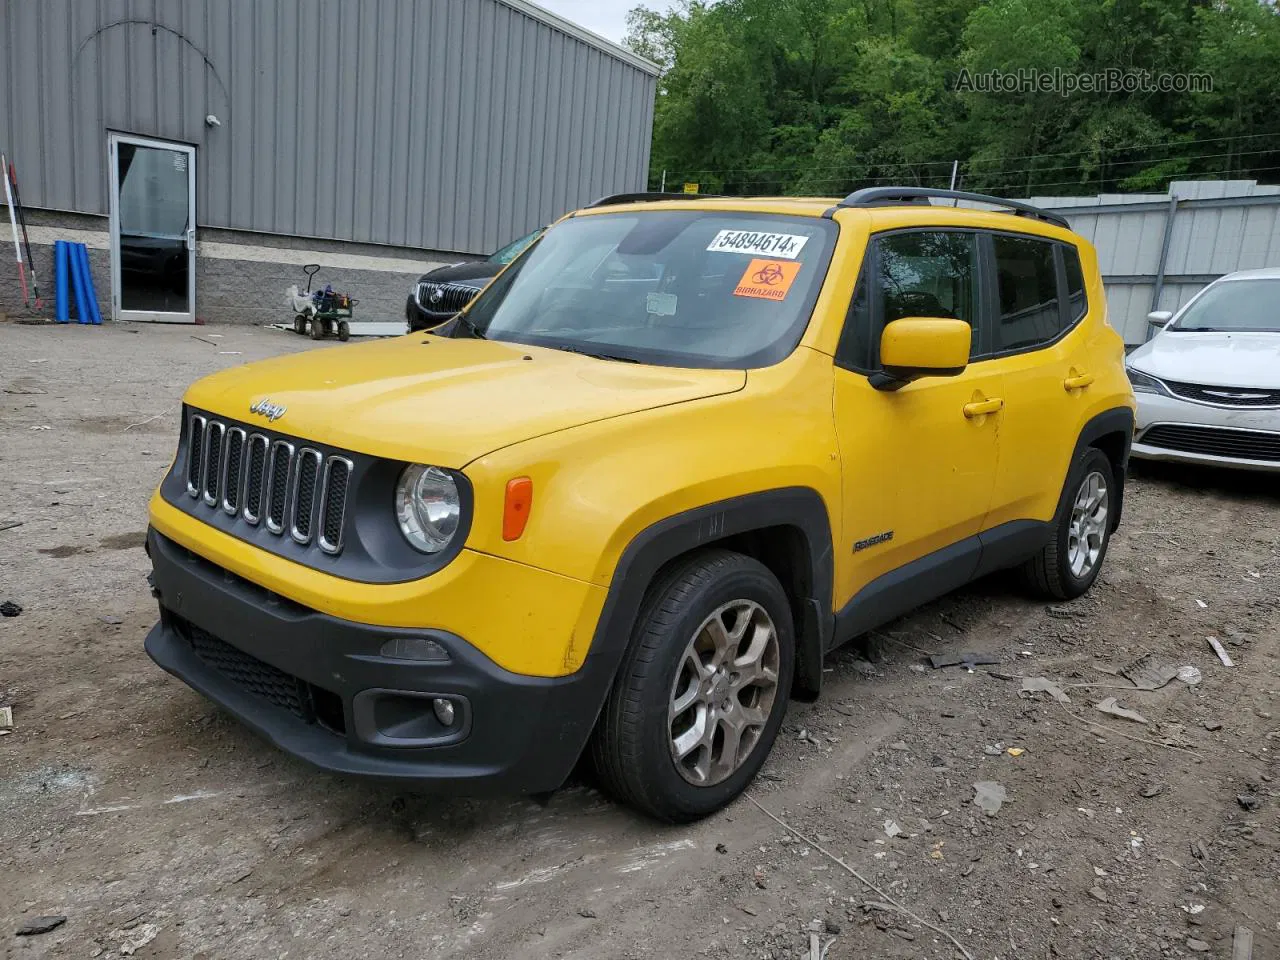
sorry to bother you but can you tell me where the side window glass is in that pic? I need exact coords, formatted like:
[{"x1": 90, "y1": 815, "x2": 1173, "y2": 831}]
[
  {"x1": 876, "y1": 232, "x2": 979, "y2": 361},
  {"x1": 1062, "y1": 245, "x2": 1087, "y2": 323},
  {"x1": 835, "y1": 260, "x2": 872, "y2": 370},
  {"x1": 992, "y1": 236, "x2": 1061, "y2": 351}
]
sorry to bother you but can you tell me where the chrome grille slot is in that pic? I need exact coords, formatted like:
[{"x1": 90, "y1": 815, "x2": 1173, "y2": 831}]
[
  {"x1": 221, "y1": 428, "x2": 246, "y2": 514},
  {"x1": 290, "y1": 449, "x2": 322, "y2": 544},
  {"x1": 174, "y1": 410, "x2": 355, "y2": 557},
  {"x1": 265, "y1": 440, "x2": 295, "y2": 533},
  {"x1": 186, "y1": 414, "x2": 207, "y2": 496},
  {"x1": 202, "y1": 421, "x2": 225, "y2": 506},
  {"x1": 243, "y1": 434, "x2": 269, "y2": 524},
  {"x1": 318, "y1": 457, "x2": 353, "y2": 554}
]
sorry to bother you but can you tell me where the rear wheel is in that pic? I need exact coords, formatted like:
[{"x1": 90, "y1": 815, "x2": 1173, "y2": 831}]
[
  {"x1": 293, "y1": 314, "x2": 307, "y2": 335},
  {"x1": 590, "y1": 549, "x2": 794, "y2": 822},
  {"x1": 1021, "y1": 447, "x2": 1115, "y2": 600},
  {"x1": 337, "y1": 321, "x2": 350, "y2": 342}
]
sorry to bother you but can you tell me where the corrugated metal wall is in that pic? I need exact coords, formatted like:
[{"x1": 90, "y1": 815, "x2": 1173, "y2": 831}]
[
  {"x1": 1034, "y1": 181, "x2": 1280, "y2": 344},
  {"x1": 0, "y1": 0, "x2": 657, "y2": 255}
]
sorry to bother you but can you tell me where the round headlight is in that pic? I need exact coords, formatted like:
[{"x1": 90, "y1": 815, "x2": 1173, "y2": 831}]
[{"x1": 395, "y1": 465, "x2": 461, "y2": 553}]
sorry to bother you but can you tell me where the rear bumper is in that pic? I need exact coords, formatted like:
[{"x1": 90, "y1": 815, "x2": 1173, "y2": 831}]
[{"x1": 144, "y1": 529, "x2": 601, "y2": 792}]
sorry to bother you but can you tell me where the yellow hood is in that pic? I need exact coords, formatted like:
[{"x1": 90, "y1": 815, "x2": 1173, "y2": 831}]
[{"x1": 185, "y1": 335, "x2": 746, "y2": 467}]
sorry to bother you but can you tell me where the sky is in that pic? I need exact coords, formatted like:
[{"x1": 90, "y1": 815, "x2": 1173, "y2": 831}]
[{"x1": 534, "y1": 0, "x2": 655, "y2": 44}]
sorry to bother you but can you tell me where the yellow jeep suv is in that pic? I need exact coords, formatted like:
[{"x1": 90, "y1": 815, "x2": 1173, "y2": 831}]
[{"x1": 145, "y1": 188, "x2": 1135, "y2": 821}]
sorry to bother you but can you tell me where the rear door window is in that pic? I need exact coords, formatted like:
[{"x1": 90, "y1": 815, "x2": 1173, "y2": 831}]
[{"x1": 991, "y1": 235, "x2": 1062, "y2": 352}]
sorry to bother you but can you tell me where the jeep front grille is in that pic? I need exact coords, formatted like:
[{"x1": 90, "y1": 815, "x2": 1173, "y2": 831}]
[{"x1": 184, "y1": 412, "x2": 353, "y2": 555}]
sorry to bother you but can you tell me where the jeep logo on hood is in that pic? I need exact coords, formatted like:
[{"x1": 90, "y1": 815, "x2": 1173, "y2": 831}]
[{"x1": 249, "y1": 398, "x2": 287, "y2": 422}]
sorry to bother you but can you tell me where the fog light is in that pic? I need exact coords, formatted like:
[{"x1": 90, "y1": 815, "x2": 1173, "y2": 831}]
[
  {"x1": 432, "y1": 697, "x2": 456, "y2": 726},
  {"x1": 379, "y1": 637, "x2": 450, "y2": 662}
]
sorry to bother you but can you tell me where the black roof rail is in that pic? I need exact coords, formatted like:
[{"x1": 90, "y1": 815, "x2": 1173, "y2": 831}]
[
  {"x1": 838, "y1": 187, "x2": 1071, "y2": 229},
  {"x1": 586, "y1": 191, "x2": 717, "y2": 207}
]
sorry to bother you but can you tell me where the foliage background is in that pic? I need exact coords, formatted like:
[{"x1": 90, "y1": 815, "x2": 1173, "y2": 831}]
[{"x1": 624, "y1": 0, "x2": 1280, "y2": 197}]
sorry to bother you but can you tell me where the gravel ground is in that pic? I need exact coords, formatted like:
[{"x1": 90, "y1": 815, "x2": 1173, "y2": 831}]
[{"x1": 1, "y1": 321, "x2": 1277, "y2": 960}]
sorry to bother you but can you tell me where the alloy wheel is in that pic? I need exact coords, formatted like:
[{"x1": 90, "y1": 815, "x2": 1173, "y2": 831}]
[
  {"x1": 668, "y1": 599, "x2": 780, "y2": 786},
  {"x1": 1067, "y1": 470, "x2": 1109, "y2": 578}
]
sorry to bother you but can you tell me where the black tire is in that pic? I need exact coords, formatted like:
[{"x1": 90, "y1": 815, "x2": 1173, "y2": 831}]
[
  {"x1": 293, "y1": 314, "x2": 307, "y2": 335},
  {"x1": 337, "y1": 321, "x2": 350, "y2": 342},
  {"x1": 590, "y1": 549, "x2": 794, "y2": 822},
  {"x1": 1020, "y1": 447, "x2": 1116, "y2": 600},
  {"x1": 310, "y1": 317, "x2": 326, "y2": 340}
]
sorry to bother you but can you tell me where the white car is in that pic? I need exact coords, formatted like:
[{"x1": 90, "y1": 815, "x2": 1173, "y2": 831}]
[{"x1": 1127, "y1": 268, "x2": 1280, "y2": 472}]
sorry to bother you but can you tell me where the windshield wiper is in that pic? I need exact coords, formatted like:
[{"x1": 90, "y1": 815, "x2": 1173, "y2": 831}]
[
  {"x1": 450, "y1": 312, "x2": 486, "y2": 339},
  {"x1": 551, "y1": 344, "x2": 639, "y2": 363}
]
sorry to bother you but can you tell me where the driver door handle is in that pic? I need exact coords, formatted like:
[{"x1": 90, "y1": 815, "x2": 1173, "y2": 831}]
[
  {"x1": 1064, "y1": 372, "x2": 1095, "y2": 390},
  {"x1": 962, "y1": 397, "x2": 1004, "y2": 418}
]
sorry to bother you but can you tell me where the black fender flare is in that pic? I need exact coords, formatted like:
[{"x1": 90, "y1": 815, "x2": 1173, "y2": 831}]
[
  {"x1": 1066, "y1": 407, "x2": 1134, "y2": 530},
  {"x1": 575, "y1": 488, "x2": 835, "y2": 735}
]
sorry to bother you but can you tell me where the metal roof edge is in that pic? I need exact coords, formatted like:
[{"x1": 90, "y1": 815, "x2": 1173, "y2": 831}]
[{"x1": 494, "y1": 0, "x2": 662, "y2": 76}]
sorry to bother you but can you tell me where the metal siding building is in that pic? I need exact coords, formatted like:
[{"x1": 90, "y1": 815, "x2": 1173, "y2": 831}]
[
  {"x1": 1033, "y1": 181, "x2": 1280, "y2": 344},
  {"x1": 0, "y1": 0, "x2": 658, "y2": 324}
]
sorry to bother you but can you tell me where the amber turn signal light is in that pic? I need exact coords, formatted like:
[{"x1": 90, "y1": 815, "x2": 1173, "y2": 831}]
[{"x1": 503, "y1": 477, "x2": 533, "y2": 541}]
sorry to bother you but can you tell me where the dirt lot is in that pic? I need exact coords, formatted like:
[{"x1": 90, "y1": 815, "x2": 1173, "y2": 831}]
[{"x1": 1, "y1": 321, "x2": 1277, "y2": 960}]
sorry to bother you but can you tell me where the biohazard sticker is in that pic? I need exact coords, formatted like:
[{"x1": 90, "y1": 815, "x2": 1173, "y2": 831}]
[
  {"x1": 707, "y1": 229, "x2": 809, "y2": 259},
  {"x1": 733, "y1": 259, "x2": 802, "y2": 301}
]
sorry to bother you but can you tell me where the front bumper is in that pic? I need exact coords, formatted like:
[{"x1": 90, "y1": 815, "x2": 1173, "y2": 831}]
[
  {"x1": 1132, "y1": 391, "x2": 1280, "y2": 472},
  {"x1": 144, "y1": 529, "x2": 604, "y2": 792}
]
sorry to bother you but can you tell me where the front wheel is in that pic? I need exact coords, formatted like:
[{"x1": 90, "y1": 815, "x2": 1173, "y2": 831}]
[
  {"x1": 310, "y1": 317, "x2": 327, "y2": 340},
  {"x1": 590, "y1": 549, "x2": 794, "y2": 822},
  {"x1": 1020, "y1": 447, "x2": 1115, "y2": 600}
]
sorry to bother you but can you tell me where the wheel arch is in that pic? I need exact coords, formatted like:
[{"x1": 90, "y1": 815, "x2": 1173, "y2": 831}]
[
  {"x1": 585, "y1": 488, "x2": 835, "y2": 710},
  {"x1": 1071, "y1": 407, "x2": 1134, "y2": 530}
]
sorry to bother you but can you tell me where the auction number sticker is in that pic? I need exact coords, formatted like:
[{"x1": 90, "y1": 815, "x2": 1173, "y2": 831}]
[
  {"x1": 733, "y1": 259, "x2": 803, "y2": 301},
  {"x1": 706, "y1": 229, "x2": 809, "y2": 259}
]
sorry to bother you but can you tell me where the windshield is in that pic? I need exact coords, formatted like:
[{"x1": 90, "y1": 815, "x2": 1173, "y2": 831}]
[
  {"x1": 457, "y1": 211, "x2": 838, "y2": 367},
  {"x1": 1172, "y1": 279, "x2": 1280, "y2": 333},
  {"x1": 487, "y1": 229, "x2": 543, "y2": 265}
]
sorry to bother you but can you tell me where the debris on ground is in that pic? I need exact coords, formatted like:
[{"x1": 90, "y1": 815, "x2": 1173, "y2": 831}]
[
  {"x1": 16, "y1": 915, "x2": 67, "y2": 936},
  {"x1": 1178, "y1": 665, "x2": 1204, "y2": 685},
  {"x1": 1020, "y1": 676, "x2": 1071, "y2": 703},
  {"x1": 972, "y1": 781, "x2": 1007, "y2": 817},
  {"x1": 0, "y1": 705, "x2": 11, "y2": 730},
  {"x1": 0, "y1": 600, "x2": 21, "y2": 617},
  {"x1": 1234, "y1": 926, "x2": 1254, "y2": 960},
  {"x1": 883, "y1": 820, "x2": 902, "y2": 838},
  {"x1": 1121, "y1": 653, "x2": 1181, "y2": 690},
  {"x1": 1006, "y1": 747, "x2": 1025, "y2": 757},
  {"x1": 1088, "y1": 886, "x2": 1108, "y2": 903},
  {"x1": 577, "y1": 908, "x2": 597, "y2": 919},
  {"x1": 116, "y1": 923, "x2": 160, "y2": 956},
  {"x1": 99, "y1": 615, "x2": 124, "y2": 625},
  {"x1": 1204, "y1": 719, "x2": 1224, "y2": 731},
  {"x1": 1237, "y1": 793, "x2": 1262, "y2": 812},
  {"x1": 0, "y1": 519, "x2": 23, "y2": 532},
  {"x1": 1139, "y1": 783, "x2": 1165, "y2": 798},
  {"x1": 1094, "y1": 697, "x2": 1149, "y2": 724},
  {"x1": 1186, "y1": 938, "x2": 1211, "y2": 952},
  {"x1": 929, "y1": 652, "x2": 1000, "y2": 670},
  {"x1": 1206, "y1": 636, "x2": 1235, "y2": 667}
]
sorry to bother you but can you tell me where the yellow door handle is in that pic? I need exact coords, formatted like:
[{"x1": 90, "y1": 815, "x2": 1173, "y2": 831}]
[
  {"x1": 962, "y1": 398, "x2": 1004, "y2": 418},
  {"x1": 1064, "y1": 372, "x2": 1095, "y2": 390}
]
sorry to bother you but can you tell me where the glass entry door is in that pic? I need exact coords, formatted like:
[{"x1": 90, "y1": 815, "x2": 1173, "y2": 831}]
[{"x1": 108, "y1": 134, "x2": 196, "y2": 322}]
